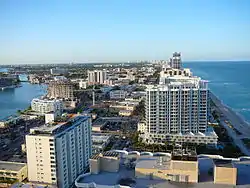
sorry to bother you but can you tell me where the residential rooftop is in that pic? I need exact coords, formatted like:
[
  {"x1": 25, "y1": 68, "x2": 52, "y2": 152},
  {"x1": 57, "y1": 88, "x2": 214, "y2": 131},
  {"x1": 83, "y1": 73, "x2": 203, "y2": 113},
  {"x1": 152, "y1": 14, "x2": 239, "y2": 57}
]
[
  {"x1": 0, "y1": 161, "x2": 26, "y2": 172},
  {"x1": 213, "y1": 159, "x2": 234, "y2": 168},
  {"x1": 171, "y1": 148, "x2": 197, "y2": 161},
  {"x1": 29, "y1": 114, "x2": 89, "y2": 136},
  {"x1": 136, "y1": 156, "x2": 171, "y2": 170},
  {"x1": 76, "y1": 155, "x2": 250, "y2": 188},
  {"x1": 91, "y1": 151, "x2": 120, "y2": 160}
]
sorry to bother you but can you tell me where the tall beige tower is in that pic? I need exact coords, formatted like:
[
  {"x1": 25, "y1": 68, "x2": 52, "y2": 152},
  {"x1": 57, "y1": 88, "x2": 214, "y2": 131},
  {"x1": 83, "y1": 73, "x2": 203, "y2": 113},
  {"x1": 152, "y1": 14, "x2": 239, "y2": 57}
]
[{"x1": 26, "y1": 115, "x2": 92, "y2": 188}]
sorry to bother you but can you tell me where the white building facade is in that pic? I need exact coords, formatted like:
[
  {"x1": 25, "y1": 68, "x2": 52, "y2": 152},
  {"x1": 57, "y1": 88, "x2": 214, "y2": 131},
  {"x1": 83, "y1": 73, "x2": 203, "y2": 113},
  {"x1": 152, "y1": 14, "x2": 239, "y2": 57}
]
[
  {"x1": 142, "y1": 54, "x2": 217, "y2": 145},
  {"x1": 31, "y1": 98, "x2": 63, "y2": 115},
  {"x1": 87, "y1": 70, "x2": 107, "y2": 85},
  {"x1": 26, "y1": 115, "x2": 92, "y2": 188}
]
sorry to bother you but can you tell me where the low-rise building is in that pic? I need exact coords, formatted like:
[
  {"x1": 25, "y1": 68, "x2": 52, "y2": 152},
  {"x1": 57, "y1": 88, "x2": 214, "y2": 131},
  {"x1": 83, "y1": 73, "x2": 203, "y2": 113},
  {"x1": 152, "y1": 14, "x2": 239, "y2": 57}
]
[
  {"x1": 109, "y1": 90, "x2": 127, "y2": 100},
  {"x1": 135, "y1": 148, "x2": 198, "y2": 183},
  {"x1": 213, "y1": 159, "x2": 237, "y2": 185},
  {"x1": 92, "y1": 134, "x2": 111, "y2": 154},
  {"x1": 75, "y1": 150, "x2": 250, "y2": 188},
  {"x1": 31, "y1": 98, "x2": 63, "y2": 115},
  {"x1": 110, "y1": 104, "x2": 135, "y2": 111},
  {"x1": 90, "y1": 151, "x2": 120, "y2": 174},
  {"x1": 0, "y1": 161, "x2": 27, "y2": 182},
  {"x1": 50, "y1": 68, "x2": 67, "y2": 75},
  {"x1": 143, "y1": 128, "x2": 218, "y2": 145},
  {"x1": 54, "y1": 76, "x2": 67, "y2": 81},
  {"x1": 92, "y1": 118, "x2": 107, "y2": 132},
  {"x1": 137, "y1": 122, "x2": 146, "y2": 133},
  {"x1": 45, "y1": 113, "x2": 56, "y2": 123},
  {"x1": 119, "y1": 110, "x2": 132, "y2": 116},
  {"x1": 79, "y1": 80, "x2": 87, "y2": 89}
]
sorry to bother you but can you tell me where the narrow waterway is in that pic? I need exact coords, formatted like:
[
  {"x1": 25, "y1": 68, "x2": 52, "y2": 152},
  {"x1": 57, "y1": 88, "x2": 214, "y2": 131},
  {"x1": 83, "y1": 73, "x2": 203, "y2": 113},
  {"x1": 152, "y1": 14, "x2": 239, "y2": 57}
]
[{"x1": 0, "y1": 82, "x2": 47, "y2": 120}]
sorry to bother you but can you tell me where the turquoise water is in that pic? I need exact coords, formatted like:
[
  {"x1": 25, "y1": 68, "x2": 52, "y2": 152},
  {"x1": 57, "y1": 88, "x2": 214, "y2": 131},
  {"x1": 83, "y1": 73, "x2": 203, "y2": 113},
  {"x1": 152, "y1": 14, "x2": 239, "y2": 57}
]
[{"x1": 185, "y1": 61, "x2": 250, "y2": 122}]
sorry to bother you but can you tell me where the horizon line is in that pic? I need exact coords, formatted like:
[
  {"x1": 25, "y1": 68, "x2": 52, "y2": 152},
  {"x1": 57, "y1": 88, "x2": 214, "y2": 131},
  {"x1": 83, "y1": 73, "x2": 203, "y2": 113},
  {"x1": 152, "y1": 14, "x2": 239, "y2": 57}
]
[{"x1": 0, "y1": 59, "x2": 250, "y2": 66}]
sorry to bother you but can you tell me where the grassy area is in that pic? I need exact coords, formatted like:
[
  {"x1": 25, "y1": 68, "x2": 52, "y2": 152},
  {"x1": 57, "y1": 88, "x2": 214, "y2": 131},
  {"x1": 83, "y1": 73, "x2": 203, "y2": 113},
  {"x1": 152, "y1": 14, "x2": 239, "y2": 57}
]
[
  {"x1": 242, "y1": 138, "x2": 250, "y2": 149},
  {"x1": 132, "y1": 100, "x2": 145, "y2": 120},
  {"x1": 0, "y1": 177, "x2": 17, "y2": 184},
  {"x1": 17, "y1": 106, "x2": 32, "y2": 115},
  {"x1": 197, "y1": 143, "x2": 243, "y2": 158},
  {"x1": 130, "y1": 131, "x2": 244, "y2": 158},
  {"x1": 130, "y1": 132, "x2": 173, "y2": 152},
  {"x1": 92, "y1": 107, "x2": 119, "y2": 117}
]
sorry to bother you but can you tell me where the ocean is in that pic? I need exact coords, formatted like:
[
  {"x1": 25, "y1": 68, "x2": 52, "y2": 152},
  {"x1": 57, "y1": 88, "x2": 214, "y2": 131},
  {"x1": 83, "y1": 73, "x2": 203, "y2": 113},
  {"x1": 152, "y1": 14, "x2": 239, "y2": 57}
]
[
  {"x1": 1, "y1": 62, "x2": 250, "y2": 122},
  {"x1": 185, "y1": 61, "x2": 250, "y2": 122}
]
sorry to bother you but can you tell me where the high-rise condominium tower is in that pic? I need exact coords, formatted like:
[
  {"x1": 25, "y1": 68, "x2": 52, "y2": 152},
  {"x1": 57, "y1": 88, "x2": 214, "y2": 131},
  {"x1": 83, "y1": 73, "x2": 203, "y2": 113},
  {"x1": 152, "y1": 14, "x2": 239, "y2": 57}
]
[
  {"x1": 26, "y1": 115, "x2": 92, "y2": 188},
  {"x1": 142, "y1": 53, "x2": 217, "y2": 145},
  {"x1": 87, "y1": 70, "x2": 107, "y2": 85}
]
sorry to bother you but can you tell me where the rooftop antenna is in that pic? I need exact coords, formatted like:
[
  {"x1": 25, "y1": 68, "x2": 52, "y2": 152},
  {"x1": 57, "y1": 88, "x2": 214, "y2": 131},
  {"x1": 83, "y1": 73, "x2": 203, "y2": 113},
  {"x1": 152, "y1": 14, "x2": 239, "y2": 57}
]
[{"x1": 92, "y1": 85, "x2": 95, "y2": 106}]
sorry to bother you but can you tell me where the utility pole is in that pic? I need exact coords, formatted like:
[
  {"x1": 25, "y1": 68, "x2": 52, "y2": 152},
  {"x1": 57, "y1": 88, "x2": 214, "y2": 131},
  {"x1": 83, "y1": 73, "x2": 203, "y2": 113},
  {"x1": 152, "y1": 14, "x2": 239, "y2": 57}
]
[{"x1": 92, "y1": 85, "x2": 95, "y2": 106}]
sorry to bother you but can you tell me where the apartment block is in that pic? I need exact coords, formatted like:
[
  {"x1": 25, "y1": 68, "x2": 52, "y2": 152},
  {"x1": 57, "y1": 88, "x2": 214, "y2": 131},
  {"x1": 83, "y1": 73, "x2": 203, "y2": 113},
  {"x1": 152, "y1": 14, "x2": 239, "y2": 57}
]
[
  {"x1": 47, "y1": 81, "x2": 74, "y2": 100},
  {"x1": 87, "y1": 70, "x2": 107, "y2": 85},
  {"x1": 0, "y1": 161, "x2": 27, "y2": 182},
  {"x1": 31, "y1": 98, "x2": 63, "y2": 115},
  {"x1": 142, "y1": 53, "x2": 217, "y2": 145},
  {"x1": 109, "y1": 90, "x2": 127, "y2": 100},
  {"x1": 26, "y1": 114, "x2": 92, "y2": 188}
]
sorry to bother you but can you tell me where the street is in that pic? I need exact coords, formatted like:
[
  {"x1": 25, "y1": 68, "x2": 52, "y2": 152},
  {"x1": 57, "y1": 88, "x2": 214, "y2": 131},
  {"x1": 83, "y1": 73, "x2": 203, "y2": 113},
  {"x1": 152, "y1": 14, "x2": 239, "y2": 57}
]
[{"x1": 210, "y1": 92, "x2": 250, "y2": 156}]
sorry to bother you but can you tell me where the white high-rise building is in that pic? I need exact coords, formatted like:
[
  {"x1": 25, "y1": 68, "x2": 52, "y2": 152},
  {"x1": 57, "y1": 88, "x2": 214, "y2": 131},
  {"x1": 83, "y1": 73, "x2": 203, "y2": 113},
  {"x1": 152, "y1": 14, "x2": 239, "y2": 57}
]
[
  {"x1": 26, "y1": 115, "x2": 92, "y2": 188},
  {"x1": 31, "y1": 98, "x2": 63, "y2": 115},
  {"x1": 170, "y1": 52, "x2": 182, "y2": 69},
  {"x1": 142, "y1": 54, "x2": 217, "y2": 145},
  {"x1": 87, "y1": 70, "x2": 107, "y2": 85}
]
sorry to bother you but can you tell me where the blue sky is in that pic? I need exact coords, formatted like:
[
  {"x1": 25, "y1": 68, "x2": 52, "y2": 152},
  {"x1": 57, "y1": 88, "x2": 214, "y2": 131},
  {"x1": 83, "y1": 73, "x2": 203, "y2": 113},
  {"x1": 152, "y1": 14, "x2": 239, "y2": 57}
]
[{"x1": 0, "y1": 0, "x2": 250, "y2": 64}]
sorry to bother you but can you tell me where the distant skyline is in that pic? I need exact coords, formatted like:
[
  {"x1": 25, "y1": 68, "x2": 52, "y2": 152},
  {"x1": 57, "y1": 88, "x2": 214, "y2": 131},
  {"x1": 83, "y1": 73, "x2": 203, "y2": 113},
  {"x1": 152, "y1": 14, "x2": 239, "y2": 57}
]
[{"x1": 0, "y1": 0, "x2": 250, "y2": 64}]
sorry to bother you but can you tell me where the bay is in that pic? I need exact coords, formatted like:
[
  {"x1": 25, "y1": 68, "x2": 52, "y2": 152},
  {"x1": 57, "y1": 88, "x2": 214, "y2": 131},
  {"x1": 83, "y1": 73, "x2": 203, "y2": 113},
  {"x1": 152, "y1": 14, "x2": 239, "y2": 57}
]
[{"x1": 0, "y1": 82, "x2": 47, "y2": 120}]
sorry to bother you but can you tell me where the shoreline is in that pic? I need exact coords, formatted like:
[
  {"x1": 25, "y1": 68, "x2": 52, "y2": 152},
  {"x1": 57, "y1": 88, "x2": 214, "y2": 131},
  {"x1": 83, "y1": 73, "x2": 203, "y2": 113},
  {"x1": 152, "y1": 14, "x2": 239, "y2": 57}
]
[
  {"x1": 210, "y1": 92, "x2": 250, "y2": 131},
  {"x1": 210, "y1": 91, "x2": 250, "y2": 156},
  {"x1": 0, "y1": 82, "x2": 47, "y2": 121},
  {"x1": 0, "y1": 84, "x2": 21, "y2": 91}
]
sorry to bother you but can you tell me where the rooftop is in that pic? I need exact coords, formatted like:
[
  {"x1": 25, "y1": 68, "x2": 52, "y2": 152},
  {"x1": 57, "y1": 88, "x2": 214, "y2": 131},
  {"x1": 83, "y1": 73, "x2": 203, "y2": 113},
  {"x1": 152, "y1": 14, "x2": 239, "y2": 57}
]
[
  {"x1": 213, "y1": 159, "x2": 234, "y2": 168},
  {"x1": 77, "y1": 161, "x2": 166, "y2": 187},
  {"x1": 77, "y1": 155, "x2": 250, "y2": 187},
  {"x1": 29, "y1": 114, "x2": 89, "y2": 136},
  {"x1": 172, "y1": 148, "x2": 197, "y2": 161},
  {"x1": 0, "y1": 161, "x2": 26, "y2": 172},
  {"x1": 92, "y1": 134, "x2": 111, "y2": 142},
  {"x1": 103, "y1": 151, "x2": 120, "y2": 158},
  {"x1": 91, "y1": 151, "x2": 120, "y2": 160},
  {"x1": 136, "y1": 156, "x2": 171, "y2": 170}
]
